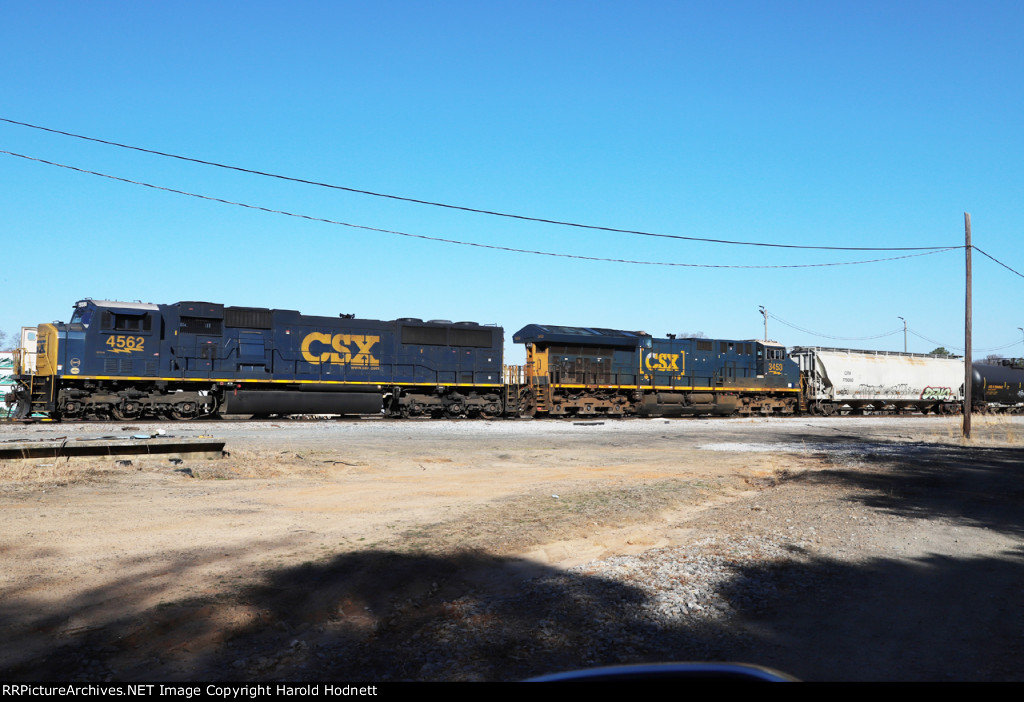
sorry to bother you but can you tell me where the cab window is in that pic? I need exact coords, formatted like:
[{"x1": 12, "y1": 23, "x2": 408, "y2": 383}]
[
  {"x1": 101, "y1": 311, "x2": 153, "y2": 332},
  {"x1": 71, "y1": 308, "x2": 95, "y2": 327}
]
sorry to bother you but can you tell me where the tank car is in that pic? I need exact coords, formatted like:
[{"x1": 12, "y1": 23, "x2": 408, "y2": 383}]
[
  {"x1": 512, "y1": 324, "x2": 801, "y2": 417},
  {"x1": 789, "y1": 347, "x2": 964, "y2": 415},
  {"x1": 971, "y1": 360, "x2": 1024, "y2": 413},
  {"x1": 8, "y1": 299, "x2": 505, "y2": 420}
]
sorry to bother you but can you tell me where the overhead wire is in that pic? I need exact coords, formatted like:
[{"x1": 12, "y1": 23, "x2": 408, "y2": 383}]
[
  {"x1": 766, "y1": 312, "x2": 903, "y2": 341},
  {"x1": 0, "y1": 116, "x2": 955, "y2": 252},
  {"x1": 908, "y1": 330, "x2": 962, "y2": 352},
  {"x1": 907, "y1": 330, "x2": 1024, "y2": 354},
  {"x1": 0, "y1": 149, "x2": 963, "y2": 269},
  {"x1": 764, "y1": 311, "x2": 1023, "y2": 354},
  {"x1": 5, "y1": 129, "x2": 1020, "y2": 349},
  {"x1": 975, "y1": 339, "x2": 1024, "y2": 353},
  {"x1": 973, "y1": 245, "x2": 1024, "y2": 280}
]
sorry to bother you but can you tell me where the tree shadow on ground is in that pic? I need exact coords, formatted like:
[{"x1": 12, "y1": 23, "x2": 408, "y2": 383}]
[
  {"x1": 4, "y1": 540, "x2": 1023, "y2": 681},
  {"x1": 0, "y1": 549, "x2": 666, "y2": 681},
  {"x1": 717, "y1": 548, "x2": 1024, "y2": 681},
  {"x1": 784, "y1": 436, "x2": 1024, "y2": 537}
]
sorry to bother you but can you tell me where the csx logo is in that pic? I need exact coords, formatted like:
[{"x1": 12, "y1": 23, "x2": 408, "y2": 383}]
[
  {"x1": 921, "y1": 386, "x2": 952, "y2": 401},
  {"x1": 645, "y1": 352, "x2": 683, "y2": 373},
  {"x1": 301, "y1": 333, "x2": 380, "y2": 367}
]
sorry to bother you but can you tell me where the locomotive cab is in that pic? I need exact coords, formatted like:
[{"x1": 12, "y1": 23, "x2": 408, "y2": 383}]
[
  {"x1": 9, "y1": 299, "x2": 164, "y2": 418},
  {"x1": 755, "y1": 341, "x2": 791, "y2": 379}
]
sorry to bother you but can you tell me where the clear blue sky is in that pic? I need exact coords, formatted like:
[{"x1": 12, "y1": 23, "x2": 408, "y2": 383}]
[{"x1": 3, "y1": 1, "x2": 1022, "y2": 362}]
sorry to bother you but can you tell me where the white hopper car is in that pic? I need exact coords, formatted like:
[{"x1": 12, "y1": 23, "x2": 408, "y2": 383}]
[{"x1": 789, "y1": 347, "x2": 964, "y2": 415}]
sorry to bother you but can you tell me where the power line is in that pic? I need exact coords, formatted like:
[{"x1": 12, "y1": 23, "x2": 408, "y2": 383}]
[
  {"x1": 767, "y1": 312, "x2": 902, "y2": 341},
  {"x1": 973, "y1": 245, "x2": 1024, "y2": 280},
  {"x1": 976, "y1": 339, "x2": 1024, "y2": 353},
  {"x1": 0, "y1": 149, "x2": 962, "y2": 269},
  {"x1": 766, "y1": 311, "x2": 1023, "y2": 353},
  {"x1": 907, "y1": 329, "x2": 1022, "y2": 354},
  {"x1": 0, "y1": 116, "x2": 955, "y2": 252},
  {"x1": 906, "y1": 330, "x2": 957, "y2": 350}
]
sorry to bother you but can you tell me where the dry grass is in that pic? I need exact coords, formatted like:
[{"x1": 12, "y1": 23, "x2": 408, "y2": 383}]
[
  {"x1": 391, "y1": 476, "x2": 737, "y2": 556},
  {"x1": 0, "y1": 446, "x2": 332, "y2": 488},
  {"x1": 893, "y1": 415, "x2": 1024, "y2": 447},
  {"x1": 0, "y1": 457, "x2": 122, "y2": 489},
  {"x1": 191, "y1": 447, "x2": 332, "y2": 480}
]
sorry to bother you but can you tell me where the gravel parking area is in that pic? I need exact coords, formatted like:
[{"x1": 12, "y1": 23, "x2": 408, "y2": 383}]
[{"x1": 1, "y1": 415, "x2": 1022, "y2": 681}]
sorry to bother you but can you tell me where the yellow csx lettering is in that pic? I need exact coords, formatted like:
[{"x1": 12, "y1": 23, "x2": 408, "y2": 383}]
[
  {"x1": 644, "y1": 352, "x2": 682, "y2": 373},
  {"x1": 301, "y1": 333, "x2": 380, "y2": 367}
]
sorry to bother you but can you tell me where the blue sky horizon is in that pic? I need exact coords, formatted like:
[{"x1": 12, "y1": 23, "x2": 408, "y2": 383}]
[{"x1": 3, "y1": 1, "x2": 1022, "y2": 362}]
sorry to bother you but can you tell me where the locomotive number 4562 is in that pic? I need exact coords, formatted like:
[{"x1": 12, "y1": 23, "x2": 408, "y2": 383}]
[{"x1": 105, "y1": 335, "x2": 145, "y2": 353}]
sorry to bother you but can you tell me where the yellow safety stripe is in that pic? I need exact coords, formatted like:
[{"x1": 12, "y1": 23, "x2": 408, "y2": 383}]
[
  {"x1": 551, "y1": 383, "x2": 801, "y2": 392},
  {"x1": 68, "y1": 375, "x2": 503, "y2": 387}
]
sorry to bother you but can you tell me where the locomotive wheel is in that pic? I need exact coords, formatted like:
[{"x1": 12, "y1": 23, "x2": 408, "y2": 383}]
[
  {"x1": 170, "y1": 401, "x2": 197, "y2": 420},
  {"x1": 111, "y1": 401, "x2": 142, "y2": 421}
]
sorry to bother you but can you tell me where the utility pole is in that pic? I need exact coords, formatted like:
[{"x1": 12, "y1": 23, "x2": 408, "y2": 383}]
[
  {"x1": 898, "y1": 316, "x2": 907, "y2": 352},
  {"x1": 964, "y1": 213, "x2": 972, "y2": 440},
  {"x1": 758, "y1": 306, "x2": 767, "y2": 341},
  {"x1": 1018, "y1": 327, "x2": 1023, "y2": 355}
]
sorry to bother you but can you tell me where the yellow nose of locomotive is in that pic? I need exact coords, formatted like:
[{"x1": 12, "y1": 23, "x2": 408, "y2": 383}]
[{"x1": 30, "y1": 324, "x2": 60, "y2": 378}]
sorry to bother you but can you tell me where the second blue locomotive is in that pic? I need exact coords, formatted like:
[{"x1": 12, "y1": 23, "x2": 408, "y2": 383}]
[{"x1": 512, "y1": 324, "x2": 801, "y2": 417}]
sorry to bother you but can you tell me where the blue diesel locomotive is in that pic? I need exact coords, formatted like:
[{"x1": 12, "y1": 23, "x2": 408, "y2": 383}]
[
  {"x1": 511, "y1": 324, "x2": 802, "y2": 417},
  {"x1": 11, "y1": 299, "x2": 506, "y2": 420}
]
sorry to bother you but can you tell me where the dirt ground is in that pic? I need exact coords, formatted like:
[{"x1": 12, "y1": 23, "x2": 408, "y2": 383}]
[{"x1": 1, "y1": 415, "x2": 1022, "y2": 681}]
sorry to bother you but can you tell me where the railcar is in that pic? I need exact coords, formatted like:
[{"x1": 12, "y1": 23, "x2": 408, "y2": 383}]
[
  {"x1": 790, "y1": 347, "x2": 965, "y2": 415},
  {"x1": 8, "y1": 299, "x2": 505, "y2": 420},
  {"x1": 971, "y1": 360, "x2": 1024, "y2": 413},
  {"x1": 511, "y1": 324, "x2": 801, "y2": 417}
]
